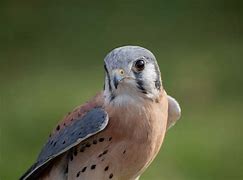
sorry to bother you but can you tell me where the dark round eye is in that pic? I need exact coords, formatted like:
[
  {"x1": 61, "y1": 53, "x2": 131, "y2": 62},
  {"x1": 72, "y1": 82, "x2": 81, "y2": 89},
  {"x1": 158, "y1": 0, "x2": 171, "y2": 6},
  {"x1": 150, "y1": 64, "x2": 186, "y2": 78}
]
[{"x1": 134, "y1": 59, "x2": 145, "y2": 71}]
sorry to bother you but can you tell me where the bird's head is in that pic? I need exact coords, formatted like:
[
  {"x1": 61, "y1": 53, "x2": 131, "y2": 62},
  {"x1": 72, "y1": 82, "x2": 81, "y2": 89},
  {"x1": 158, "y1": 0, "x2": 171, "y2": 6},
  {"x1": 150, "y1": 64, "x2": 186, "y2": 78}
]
[{"x1": 104, "y1": 46, "x2": 162, "y2": 106}]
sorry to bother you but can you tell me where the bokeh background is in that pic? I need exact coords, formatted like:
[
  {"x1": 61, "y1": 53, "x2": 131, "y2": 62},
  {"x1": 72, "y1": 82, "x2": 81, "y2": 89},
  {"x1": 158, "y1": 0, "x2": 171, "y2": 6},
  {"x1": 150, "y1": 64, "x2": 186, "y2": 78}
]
[{"x1": 1, "y1": 0, "x2": 243, "y2": 179}]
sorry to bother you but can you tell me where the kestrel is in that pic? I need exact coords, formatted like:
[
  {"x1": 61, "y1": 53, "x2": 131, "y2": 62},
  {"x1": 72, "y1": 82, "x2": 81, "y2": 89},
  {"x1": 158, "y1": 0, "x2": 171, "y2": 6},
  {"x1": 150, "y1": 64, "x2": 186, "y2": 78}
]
[{"x1": 20, "y1": 46, "x2": 181, "y2": 180}]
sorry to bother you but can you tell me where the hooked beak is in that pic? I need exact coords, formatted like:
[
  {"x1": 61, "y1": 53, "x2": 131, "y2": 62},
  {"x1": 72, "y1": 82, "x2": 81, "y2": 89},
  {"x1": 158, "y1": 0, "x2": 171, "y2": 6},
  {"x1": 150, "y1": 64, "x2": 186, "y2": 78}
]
[{"x1": 113, "y1": 69, "x2": 126, "y2": 89}]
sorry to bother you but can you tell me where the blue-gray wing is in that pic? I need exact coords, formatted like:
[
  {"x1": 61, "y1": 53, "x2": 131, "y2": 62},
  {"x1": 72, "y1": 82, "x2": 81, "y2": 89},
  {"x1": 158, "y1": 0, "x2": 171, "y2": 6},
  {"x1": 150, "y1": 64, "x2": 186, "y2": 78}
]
[{"x1": 20, "y1": 107, "x2": 109, "y2": 180}]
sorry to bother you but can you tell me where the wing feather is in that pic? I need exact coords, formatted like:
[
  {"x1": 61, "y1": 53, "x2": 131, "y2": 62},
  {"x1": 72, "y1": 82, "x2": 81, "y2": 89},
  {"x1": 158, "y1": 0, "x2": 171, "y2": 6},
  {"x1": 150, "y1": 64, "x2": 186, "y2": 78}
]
[
  {"x1": 20, "y1": 105, "x2": 108, "y2": 180},
  {"x1": 167, "y1": 95, "x2": 181, "y2": 130}
]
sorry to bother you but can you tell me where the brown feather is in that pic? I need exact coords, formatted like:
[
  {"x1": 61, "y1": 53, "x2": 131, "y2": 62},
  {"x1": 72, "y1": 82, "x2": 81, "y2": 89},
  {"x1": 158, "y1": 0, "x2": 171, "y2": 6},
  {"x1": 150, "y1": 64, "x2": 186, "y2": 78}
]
[{"x1": 38, "y1": 90, "x2": 168, "y2": 180}]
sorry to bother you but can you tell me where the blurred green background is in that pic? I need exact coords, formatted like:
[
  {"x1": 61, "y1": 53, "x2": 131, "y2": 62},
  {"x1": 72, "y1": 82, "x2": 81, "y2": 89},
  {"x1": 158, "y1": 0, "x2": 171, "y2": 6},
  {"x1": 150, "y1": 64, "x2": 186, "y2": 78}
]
[{"x1": 0, "y1": 0, "x2": 243, "y2": 179}]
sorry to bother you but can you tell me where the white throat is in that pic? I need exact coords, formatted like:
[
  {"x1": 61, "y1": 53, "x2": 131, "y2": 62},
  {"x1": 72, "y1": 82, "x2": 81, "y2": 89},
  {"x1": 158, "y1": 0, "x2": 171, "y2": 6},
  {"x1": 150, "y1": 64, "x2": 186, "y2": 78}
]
[{"x1": 104, "y1": 82, "x2": 160, "y2": 108}]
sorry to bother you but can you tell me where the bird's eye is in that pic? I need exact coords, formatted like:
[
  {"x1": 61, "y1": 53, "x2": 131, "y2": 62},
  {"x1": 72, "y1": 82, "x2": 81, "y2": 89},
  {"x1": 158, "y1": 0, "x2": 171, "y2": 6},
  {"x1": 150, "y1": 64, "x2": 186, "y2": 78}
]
[{"x1": 134, "y1": 59, "x2": 145, "y2": 71}]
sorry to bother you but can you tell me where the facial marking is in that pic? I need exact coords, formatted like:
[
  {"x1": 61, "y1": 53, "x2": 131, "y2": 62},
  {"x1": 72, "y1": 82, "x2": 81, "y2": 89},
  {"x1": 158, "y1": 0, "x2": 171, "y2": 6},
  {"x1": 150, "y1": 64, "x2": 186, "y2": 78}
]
[
  {"x1": 104, "y1": 64, "x2": 112, "y2": 92},
  {"x1": 153, "y1": 62, "x2": 162, "y2": 90},
  {"x1": 104, "y1": 64, "x2": 116, "y2": 101},
  {"x1": 103, "y1": 46, "x2": 162, "y2": 104},
  {"x1": 113, "y1": 76, "x2": 119, "y2": 89},
  {"x1": 133, "y1": 71, "x2": 147, "y2": 94}
]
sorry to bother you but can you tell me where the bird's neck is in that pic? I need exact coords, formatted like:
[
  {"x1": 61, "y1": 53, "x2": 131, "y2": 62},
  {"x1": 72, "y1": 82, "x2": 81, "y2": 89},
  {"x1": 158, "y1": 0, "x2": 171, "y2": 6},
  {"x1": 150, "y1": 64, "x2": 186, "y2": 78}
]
[{"x1": 105, "y1": 90, "x2": 167, "y2": 142}]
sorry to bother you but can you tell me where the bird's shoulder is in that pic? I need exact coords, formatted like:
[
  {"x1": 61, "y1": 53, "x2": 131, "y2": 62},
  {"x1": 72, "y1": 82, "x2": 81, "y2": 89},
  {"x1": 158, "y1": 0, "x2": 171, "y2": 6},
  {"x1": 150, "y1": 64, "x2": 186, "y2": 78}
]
[{"x1": 50, "y1": 91, "x2": 105, "y2": 137}]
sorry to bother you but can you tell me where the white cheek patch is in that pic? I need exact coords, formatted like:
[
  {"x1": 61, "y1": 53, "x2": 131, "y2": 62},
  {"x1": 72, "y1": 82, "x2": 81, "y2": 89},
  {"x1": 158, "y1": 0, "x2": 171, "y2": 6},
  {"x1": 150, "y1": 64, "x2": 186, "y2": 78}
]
[
  {"x1": 141, "y1": 63, "x2": 160, "y2": 98},
  {"x1": 143, "y1": 63, "x2": 157, "y2": 84}
]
